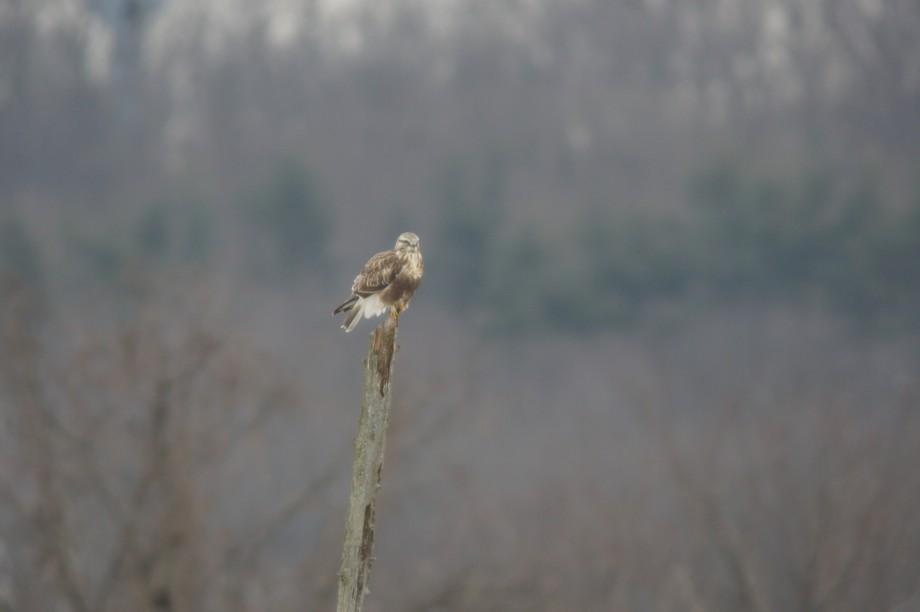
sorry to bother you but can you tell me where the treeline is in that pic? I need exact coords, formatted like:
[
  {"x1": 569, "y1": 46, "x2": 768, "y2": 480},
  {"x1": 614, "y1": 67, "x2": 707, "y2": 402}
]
[
  {"x1": 4, "y1": 160, "x2": 918, "y2": 333},
  {"x1": 435, "y1": 161, "x2": 920, "y2": 332},
  {"x1": 0, "y1": 160, "x2": 330, "y2": 295}
]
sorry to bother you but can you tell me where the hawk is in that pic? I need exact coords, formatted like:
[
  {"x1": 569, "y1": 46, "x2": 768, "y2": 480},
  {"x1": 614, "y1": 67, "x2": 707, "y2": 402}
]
[{"x1": 333, "y1": 232, "x2": 424, "y2": 332}]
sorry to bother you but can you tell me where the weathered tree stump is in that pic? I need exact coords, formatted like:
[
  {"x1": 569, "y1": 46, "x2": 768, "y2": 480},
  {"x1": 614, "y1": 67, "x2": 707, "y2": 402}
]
[{"x1": 336, "y1": 313, "x2": 399, "y2": 612}]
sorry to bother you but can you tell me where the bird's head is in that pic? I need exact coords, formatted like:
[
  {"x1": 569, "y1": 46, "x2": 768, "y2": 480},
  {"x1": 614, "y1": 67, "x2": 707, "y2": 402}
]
[{"x1": 395, "y1": 232, "x2": 421, "y2": 253}]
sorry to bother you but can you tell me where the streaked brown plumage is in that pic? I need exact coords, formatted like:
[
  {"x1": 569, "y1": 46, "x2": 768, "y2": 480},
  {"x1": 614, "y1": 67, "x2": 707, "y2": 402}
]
[{"x1": 333, "y1": 232, "x2": 424, "y2": 332}]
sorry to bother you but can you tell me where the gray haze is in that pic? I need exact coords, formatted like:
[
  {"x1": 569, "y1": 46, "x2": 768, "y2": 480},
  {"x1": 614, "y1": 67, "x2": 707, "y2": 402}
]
[{"x1": 1, "y1": 1, "x2": 919, "y2": 611}]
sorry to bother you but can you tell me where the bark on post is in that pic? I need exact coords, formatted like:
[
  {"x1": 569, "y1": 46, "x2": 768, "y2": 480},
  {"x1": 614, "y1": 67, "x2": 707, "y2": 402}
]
[{"x1": 336, "y1": 313, "x2": 399, "y2": 612}]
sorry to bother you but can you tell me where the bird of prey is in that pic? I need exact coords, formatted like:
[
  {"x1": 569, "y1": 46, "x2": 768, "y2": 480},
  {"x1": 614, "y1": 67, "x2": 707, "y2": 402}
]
[{"x1": 333, "y1": 232, "x2": 424, "y2": 332}]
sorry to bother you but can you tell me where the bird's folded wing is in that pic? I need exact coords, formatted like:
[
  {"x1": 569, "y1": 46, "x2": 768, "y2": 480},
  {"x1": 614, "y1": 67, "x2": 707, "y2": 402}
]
[{"x1": 352, "y1": 250, "x2": 402, "y2": 296}]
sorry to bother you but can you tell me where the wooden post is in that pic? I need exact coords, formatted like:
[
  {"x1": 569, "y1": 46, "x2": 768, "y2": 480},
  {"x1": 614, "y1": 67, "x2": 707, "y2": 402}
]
[{"x1": 336, "y1": 313, "x2": 399, "y2": 612}]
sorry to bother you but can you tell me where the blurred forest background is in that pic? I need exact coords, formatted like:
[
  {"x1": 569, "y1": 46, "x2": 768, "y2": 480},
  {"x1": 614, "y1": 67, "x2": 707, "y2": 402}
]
[{"x1": 1, "y1": 0, "x2": 920, "y2": 610}]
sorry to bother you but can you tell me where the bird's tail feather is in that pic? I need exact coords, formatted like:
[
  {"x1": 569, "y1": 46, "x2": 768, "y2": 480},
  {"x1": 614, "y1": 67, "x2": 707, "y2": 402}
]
[
  {"x1": 333, "y1": 295, "x2": 359, "y2": 315},
  {"x1": 342, "y1": 301, "x2": 364, "y2": 332}
]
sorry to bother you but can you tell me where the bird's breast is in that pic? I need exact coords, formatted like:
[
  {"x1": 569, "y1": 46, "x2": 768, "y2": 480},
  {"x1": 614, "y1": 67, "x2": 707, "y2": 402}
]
[{"x1": 398, "y1": 252, "x2": 423, "y2": 281}]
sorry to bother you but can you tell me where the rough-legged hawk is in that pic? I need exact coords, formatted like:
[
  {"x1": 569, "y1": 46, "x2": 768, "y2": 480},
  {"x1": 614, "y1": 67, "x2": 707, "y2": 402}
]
[{"x1": 333, "y1": 232, "x2": 424, "y2": 332}]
